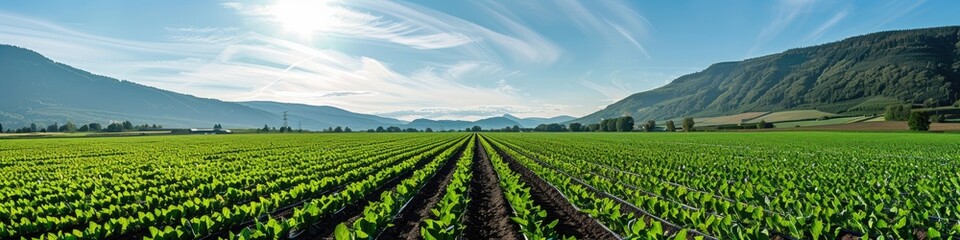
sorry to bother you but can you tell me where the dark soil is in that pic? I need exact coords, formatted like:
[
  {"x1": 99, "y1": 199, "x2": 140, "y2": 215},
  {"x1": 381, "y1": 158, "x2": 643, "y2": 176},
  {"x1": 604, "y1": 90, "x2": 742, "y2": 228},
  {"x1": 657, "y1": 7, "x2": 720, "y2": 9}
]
[
  {"x1": 836, "y1": 228, "x2": 873, "y2": 240},
  {"x1": 489, "y1": 141, "x2": 619, "y2": 239},
  {"x1": 913, "y1": 228, "x2": 927, "y2": 240},
  {"x1": 462, "y1": 137, "x2": 522, "y2": 240},
  {"x1": 378, "y1": 139, "x2": 467, "y2": 239}
]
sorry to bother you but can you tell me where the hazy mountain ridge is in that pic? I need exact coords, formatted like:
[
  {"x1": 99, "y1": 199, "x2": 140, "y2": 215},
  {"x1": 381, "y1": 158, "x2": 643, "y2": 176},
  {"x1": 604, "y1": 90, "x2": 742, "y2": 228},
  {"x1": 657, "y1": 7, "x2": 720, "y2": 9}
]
[
  {"x1": 502, "y1": 114, "x2": 575, "y2": 127},
  {"x1": 576, "y1": 26, "x2": 960, "y2": 124},
  {"x1": 0, "y1": 44, "x2": 573, "y2": 130},
  {"x1": 0, "y1": 44, "x2": 408, "y2": 129}
]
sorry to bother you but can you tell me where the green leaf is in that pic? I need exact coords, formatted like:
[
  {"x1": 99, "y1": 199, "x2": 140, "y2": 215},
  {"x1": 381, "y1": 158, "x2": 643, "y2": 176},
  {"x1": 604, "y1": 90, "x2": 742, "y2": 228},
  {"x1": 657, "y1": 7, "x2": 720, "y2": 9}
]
[
  {"x1": 672, "y1": 229, "x2": 688, "y2": 240},
  {"x1": 334, "y1": 223, "x2": 351, "y2": 240},
  {"x1": 927, "y1": 227, "x2": 941, "y2": 239},
  {"x1": 811, "y1": 220, "x2": 823, "y2": 239}
]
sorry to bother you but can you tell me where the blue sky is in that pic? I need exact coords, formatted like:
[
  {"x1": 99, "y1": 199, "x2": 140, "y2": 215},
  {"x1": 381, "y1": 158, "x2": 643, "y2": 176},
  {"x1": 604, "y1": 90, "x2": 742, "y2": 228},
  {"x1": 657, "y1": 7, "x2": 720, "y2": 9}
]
[{"x1": 1, "y1": 0, "x2": 958, "y2": 121}]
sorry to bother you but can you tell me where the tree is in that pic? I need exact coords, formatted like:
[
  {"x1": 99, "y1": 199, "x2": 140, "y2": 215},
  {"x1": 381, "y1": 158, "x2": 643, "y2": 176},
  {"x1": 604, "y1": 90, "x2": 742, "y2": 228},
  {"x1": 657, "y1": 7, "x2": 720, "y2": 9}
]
[
  {"x1": 376, "y1": 126, "x2": 386, "y2": 132},
  {"x1": 471, "y1": 126, "x2": 481, "y2": 132},
  {"x1": 599, "y1": 119, "x2": 610, "y2": 132},
  {"x1": 0, "y1": 123, "x2": 3, "y2": 133},
  {"x1": 884, "y1": 104, "x2": 911, "y2": 121},
  {"x1": 568, "y1": 123, "x2": 582, "y2": 132},
  {"x1": 512, "y1": 125, "x2": 520, "y2": 132},
  {"x1": 344, "y1": 127, "x2": 352, "y2": 132},
  {"x1": 908, "y1": 112, "x2": 930, "y2": 131},
  {"x1": 682, "y1": 117, "x2": 695, "y2": 132},
  {"x1": 79, "y1": 124, "x2": 90, "y2": 132},
  {"x1": 665, "y1": 120, "x2": 676, "y2": 132},
  {"x1": 106, "y1": 122, "x2": 125, "y2": 132},
  {"x1": 88, "y1": 123, "x2": 102, "y2": 132},
  {"x1": 642, "y1": 120, "x2": 655, "y2": 132},
  {"x1": 756, "y1": 120, "x2": 767, "y2": 129},
  {"x1": 262, "y1": 125, "x2": 270, "y2": 132},
  {"x1": 61, "y1": 121, "x2": 77, "y2": 133},
  {"x1": 425, "y1": 128, "x2": 433, "y2": 132},
  {"x1": 30, "y1": 123, "x2": 38, "y2": 132},
  {"x1": 587, "y1": 124, "x2": 599, "y2": 132},
  {"x1": 47, "y1": 122, "x2": 59, "y2": 132},
  {"x1": 617, "y1": 117, "x2": 635, "y2": 132},
  {"x1": 122, "y1": 121, "x2": 134, "y2": 130}
]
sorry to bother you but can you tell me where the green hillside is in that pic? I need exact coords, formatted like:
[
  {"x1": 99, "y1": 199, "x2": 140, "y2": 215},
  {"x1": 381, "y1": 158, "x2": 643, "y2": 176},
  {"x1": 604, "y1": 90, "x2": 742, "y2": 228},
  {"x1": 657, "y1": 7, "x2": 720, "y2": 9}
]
[{"x1": 576, "y1": 26, "x2": 960, "y2": 124}]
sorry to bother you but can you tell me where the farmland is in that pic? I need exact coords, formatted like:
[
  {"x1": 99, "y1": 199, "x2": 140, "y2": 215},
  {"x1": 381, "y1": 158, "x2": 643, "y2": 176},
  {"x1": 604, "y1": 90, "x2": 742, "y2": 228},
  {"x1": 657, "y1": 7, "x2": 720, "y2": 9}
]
[{"x1": 1, "y1": 132, "x2": 959, "y2": 239}]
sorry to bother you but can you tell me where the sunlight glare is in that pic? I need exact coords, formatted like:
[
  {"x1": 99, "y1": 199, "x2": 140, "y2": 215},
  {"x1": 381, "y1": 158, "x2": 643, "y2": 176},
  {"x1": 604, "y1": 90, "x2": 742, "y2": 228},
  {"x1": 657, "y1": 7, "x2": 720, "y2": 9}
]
[{"x1": 270, "y1": 0, "x2": 339, "y2": 37}]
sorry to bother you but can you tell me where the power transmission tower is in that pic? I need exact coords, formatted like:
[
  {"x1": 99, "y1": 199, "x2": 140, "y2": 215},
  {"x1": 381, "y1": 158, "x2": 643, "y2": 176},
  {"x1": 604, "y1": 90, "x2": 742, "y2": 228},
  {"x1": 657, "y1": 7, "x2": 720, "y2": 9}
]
[{"x1": 282, "y1": 111, "x2": 289, "y2": 130}]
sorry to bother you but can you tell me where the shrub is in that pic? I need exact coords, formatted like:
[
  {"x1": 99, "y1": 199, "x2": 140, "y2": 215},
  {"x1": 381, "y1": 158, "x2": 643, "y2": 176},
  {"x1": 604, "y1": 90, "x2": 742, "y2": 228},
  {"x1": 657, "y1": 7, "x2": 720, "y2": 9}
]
[{"x1": 908, "y1": 112, "x2": 930, "y2": 131}]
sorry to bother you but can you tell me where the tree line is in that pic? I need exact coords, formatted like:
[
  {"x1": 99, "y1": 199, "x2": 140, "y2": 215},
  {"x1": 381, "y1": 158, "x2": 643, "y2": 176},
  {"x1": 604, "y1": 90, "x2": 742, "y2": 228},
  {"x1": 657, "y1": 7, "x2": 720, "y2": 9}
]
[
  {"x1": 2, "y1": 121, "x2": 163, "y2": 134},
  {"x1": 472, "y1": 116, "x2": 700, "y2": 133}
]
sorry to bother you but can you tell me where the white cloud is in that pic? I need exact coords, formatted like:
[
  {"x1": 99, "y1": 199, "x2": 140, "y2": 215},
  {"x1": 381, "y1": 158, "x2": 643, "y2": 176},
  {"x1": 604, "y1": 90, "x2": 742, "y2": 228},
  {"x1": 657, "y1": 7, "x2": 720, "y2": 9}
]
[
  {"x1": 225, "y1": 0, "x2": 472, "y2": 50},
  {"x1": 496, "y1": 79, "x2": 518, "y2": 95}
]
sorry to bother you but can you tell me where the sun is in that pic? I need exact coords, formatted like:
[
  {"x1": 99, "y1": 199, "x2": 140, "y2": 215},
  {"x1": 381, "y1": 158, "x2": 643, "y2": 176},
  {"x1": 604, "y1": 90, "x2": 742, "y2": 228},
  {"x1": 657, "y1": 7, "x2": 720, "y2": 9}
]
[{"x1": 270, "y1": 0, "x2": 339, "y2": 36}]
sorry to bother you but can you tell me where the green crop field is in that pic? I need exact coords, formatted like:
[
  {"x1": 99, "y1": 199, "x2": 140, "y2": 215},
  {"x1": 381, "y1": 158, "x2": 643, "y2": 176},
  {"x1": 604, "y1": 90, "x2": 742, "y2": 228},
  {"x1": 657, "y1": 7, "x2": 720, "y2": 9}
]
[{"x1": 1, "y1": 132, "x2": 958, "y2": 240}]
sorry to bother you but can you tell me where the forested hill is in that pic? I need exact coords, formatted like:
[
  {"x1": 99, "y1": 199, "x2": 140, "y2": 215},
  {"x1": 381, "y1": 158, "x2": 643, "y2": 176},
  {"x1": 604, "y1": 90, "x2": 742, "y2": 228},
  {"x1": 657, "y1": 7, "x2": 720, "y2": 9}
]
[{"x1": 576, "y1": 26, "x2": 960, "y2": 124}]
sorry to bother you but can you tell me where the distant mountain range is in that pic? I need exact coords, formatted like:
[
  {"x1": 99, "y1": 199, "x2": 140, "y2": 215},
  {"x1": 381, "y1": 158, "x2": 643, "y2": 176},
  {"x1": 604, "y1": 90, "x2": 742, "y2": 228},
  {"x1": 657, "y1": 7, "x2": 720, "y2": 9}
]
[
  {"x1": 576, "y1": 26, "x2": 960, "y2": 124},
  {"x1": 0, "y1": 44, "x2": 572, "y2": 130},
  {"x1": 404, "y1": 114, "x2": 575, "y2": 131}
]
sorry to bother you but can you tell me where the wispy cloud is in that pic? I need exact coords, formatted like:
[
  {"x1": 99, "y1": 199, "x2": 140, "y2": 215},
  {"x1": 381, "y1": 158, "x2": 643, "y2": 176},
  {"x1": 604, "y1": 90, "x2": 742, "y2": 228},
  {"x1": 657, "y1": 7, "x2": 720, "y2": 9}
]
[
  {"x1": 610, "y1": 22, "x2": 650, "y2": 59},
  {"x1": 803, "y1": 8, "x2": 848, "y2": 42},
  {"x1": 872, "y1": 0, "x2": 926, "y2": 29},
  {"x1": 579, "y1": 72, "x2": 631, "y2": 102},
  {"x1": 748, "y1": 0, "x2": 818, "y2": 57},
  {"x1": 166, "y1": 26, "x2": 243, "y2": 44},
  {"x1": 224, "y1": 1, "x2": 471, "y2": 50},
  {"x1": 548, "y1": 0, "x2": 653, "y2": 58}
]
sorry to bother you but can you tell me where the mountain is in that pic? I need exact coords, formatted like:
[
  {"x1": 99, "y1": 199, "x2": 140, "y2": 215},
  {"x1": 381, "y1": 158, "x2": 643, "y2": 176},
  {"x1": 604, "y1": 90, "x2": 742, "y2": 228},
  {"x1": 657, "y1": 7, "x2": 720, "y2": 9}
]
[
  {"x1": 0, "y1": 44, "x2": 403, "y2": 130},
  {"x1": 576, "y1": 26, "x2": 960, "y2": 124},
  {"x1": 237, "y1": 101, "x2": 406, "y2": 130},
  {"x1": 502, "y1": 114, "x2": 576, "y2": 127},
  {"x1": 404, "y1": 116, "x2": 521, "y2": 131}
]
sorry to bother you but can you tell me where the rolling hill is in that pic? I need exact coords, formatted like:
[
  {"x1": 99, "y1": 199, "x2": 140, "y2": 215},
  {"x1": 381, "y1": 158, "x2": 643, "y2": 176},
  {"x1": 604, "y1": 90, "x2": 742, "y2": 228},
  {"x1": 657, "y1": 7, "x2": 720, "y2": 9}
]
[{"x1": 576, "y1": 26, "x2": 960, "y2": 124}]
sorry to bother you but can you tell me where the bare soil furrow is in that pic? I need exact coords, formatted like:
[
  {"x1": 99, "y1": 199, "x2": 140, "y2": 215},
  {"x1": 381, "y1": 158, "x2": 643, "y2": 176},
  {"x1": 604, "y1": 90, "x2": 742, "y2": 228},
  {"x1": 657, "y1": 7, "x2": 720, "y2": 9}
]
[
  {"x1": 378, "y1": 138, "x2": 467, "y2": 239},
  {"x1": 489, "y1": 141, "x2": 620, "y2": 239},
  {"x1": 462, "y1": 136, "x2": 522, "y2": 240}
]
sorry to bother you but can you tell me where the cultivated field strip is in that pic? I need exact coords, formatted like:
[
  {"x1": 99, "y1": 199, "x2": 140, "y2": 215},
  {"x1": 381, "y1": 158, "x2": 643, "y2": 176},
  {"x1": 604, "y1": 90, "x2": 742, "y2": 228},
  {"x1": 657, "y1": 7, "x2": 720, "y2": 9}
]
[
  {"x1": 483, "y1": 136, "x2": 712, "y2": 239},
  {"x1": 3, "y1": 132, "x2": 959, "y2": 240},
  {"x1": 485, "y1": 132, "x2": 960, "y2": 239},
  {"x1": 0, "y1": 134, "x2": 465, "y2": 239}
]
